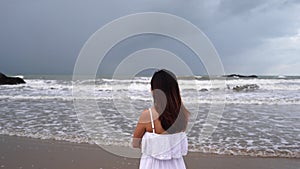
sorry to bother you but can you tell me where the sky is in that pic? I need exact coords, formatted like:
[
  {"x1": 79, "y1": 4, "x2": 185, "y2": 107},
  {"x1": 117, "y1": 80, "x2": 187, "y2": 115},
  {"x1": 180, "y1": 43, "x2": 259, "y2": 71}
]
[{"x1": 0, "y1": 0, "x2": 300, "y2": 76}]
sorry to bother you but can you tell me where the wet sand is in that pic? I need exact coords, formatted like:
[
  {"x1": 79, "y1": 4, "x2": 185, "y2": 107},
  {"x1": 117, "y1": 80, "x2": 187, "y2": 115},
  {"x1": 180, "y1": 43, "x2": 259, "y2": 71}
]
[{"x1": 0, "y1": 135, "x2": 299, "y2": 169}]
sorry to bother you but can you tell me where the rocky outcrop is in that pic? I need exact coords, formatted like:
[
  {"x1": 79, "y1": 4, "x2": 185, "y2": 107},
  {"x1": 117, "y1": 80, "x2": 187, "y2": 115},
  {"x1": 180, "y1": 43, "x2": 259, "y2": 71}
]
[
  {"x1": 0, "y1": 73, "x2": 26, "y2": 85},
  {"x1": 224, "y1": 74, "x2": 258, "y2": 78}
]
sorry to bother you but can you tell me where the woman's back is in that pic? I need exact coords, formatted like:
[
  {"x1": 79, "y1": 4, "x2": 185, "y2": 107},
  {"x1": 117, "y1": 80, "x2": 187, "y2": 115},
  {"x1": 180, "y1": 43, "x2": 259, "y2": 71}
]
[
  {"x1": 139, "y1": 108, "x2": 188, "y2": 169},
  {"x1": 143, "y1": 108, "x2": 166, "y2": 134}
]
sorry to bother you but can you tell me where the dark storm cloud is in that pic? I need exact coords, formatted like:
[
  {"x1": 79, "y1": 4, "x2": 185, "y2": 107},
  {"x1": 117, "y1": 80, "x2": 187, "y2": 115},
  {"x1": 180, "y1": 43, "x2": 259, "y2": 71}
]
[{"x1": 0, "y1": 0, "x2": 299, "y2": 75}]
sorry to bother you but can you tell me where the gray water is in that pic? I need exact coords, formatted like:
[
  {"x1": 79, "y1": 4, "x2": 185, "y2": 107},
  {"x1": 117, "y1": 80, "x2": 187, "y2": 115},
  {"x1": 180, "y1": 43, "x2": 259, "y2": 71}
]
[{"x1": 0, "y1": 75, "x2": 299, "y2": 158}]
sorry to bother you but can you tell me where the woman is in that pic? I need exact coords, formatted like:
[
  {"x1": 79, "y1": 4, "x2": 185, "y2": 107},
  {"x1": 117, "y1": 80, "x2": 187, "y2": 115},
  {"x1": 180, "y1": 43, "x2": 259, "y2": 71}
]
[{"x1": 132, "y1": 69, "x2": 190, "y2": 169}]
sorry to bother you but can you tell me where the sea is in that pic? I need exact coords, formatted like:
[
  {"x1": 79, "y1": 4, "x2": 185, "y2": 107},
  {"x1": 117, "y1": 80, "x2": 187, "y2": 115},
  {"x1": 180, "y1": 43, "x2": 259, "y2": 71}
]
[{"x1": 0, "y1": 75, "x2": 299, "y2": 158}]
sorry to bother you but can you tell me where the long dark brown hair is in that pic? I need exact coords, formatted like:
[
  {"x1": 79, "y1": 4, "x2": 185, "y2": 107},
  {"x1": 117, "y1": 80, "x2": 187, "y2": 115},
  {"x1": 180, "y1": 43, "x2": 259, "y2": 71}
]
[{"x1": 150, "y1": 69, "x2": 190, "y2": 134}]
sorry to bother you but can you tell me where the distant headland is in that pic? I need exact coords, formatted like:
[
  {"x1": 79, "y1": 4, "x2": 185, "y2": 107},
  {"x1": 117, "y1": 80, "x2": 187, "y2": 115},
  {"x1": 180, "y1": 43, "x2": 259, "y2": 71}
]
[{"x1": 0, "y1": 72, "x2": 26, "y2": 85}]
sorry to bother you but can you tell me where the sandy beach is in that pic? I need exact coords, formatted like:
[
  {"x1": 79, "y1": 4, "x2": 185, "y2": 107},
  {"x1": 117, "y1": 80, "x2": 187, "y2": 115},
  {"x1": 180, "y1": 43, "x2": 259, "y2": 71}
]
[{"x1": 0, "y1": 135, "x2": 299, "y2": 169}]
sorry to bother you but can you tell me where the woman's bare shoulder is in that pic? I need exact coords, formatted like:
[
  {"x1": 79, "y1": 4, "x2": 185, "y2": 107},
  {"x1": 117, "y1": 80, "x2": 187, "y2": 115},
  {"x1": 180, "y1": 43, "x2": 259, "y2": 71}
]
[{"x1": 138, "y1": 109, "x2": 151, "y2": 123}]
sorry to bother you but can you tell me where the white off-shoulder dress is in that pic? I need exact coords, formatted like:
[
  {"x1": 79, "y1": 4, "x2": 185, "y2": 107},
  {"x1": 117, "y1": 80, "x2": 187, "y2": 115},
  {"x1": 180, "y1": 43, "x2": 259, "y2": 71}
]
[{"x1": 139, "y1": 108, "x2": 188, "y2": 169}]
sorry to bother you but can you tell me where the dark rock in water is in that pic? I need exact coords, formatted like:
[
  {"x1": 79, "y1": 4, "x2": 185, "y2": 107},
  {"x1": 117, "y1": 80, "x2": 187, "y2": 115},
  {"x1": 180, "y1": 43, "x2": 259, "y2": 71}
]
[
  {"x1": 225, "y1": 74, "x2": 258, "y2": 78},
  {"x1": 227, "y1": 85, "x2": 231, "y2": 90},
  {"x1": 233, "y1": 84, "x2": 259, "y2": 92},
  {"x1": 0, "y1": 73, "x2": 26, "y2": 85},
  {"x1": 199, "y1": 88, "x2": 208, "y2": 92}
]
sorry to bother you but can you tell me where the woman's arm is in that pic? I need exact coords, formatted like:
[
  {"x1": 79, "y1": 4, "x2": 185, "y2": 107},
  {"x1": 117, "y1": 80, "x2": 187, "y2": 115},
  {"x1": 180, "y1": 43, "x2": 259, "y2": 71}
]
[{"x1": 132, "y1": 109, "x2": 149, "y2": 148}]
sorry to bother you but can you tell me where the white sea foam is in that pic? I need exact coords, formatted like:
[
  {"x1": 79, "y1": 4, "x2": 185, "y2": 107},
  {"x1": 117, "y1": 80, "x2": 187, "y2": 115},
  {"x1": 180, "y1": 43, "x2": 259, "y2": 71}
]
[{"x1": 12, "y1": 75, "x2": 24, "y2": 79}]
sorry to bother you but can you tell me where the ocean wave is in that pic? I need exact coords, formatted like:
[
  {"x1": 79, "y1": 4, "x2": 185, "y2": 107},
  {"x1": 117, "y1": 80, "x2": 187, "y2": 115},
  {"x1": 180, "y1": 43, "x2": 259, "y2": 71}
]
[
  {"x1": 0, "y1": 95, "x2": 299, "y2": 105},
  {"x1": 188, "y1": 145, "x2": 300, "y2": 158},
  {"x1": 2, "y1": 78, "x2": 300, "y2": 92}
]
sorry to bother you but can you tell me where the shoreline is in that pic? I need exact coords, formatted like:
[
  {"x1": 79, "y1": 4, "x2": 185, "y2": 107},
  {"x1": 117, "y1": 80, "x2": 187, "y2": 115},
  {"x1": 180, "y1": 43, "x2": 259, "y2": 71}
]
[{"x1": 1, "y1": 135, "x2": 299, "y2": 169}]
